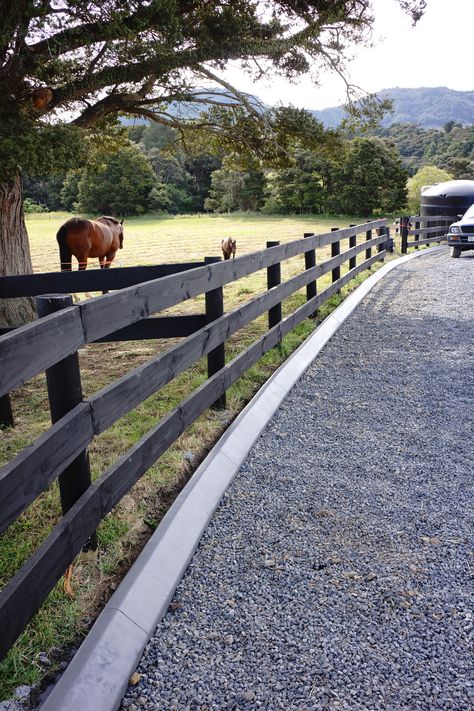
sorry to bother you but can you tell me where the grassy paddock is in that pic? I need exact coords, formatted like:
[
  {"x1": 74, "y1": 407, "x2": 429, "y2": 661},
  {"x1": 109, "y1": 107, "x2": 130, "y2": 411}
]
[{"x1": 0, "y1": 212, "x2": 396, "y2": 699}]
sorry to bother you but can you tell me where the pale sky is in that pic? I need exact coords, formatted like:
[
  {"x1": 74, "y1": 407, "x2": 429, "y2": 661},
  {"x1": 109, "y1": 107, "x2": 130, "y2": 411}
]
[{"x1": 222, "y1": 0, "x2": 474, "y2": 110}]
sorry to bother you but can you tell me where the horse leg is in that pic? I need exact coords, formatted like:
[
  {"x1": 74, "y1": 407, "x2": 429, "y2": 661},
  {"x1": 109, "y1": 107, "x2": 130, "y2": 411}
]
[
  {"x1": 78, "y1": 256, "x2": 88, "y2": 270},
  {"x1": 98, "y1": 258, "x2": 107, "y2": 294},
  {"x1": 101, "y1": 251, "x2": 116, "y2": 294}
]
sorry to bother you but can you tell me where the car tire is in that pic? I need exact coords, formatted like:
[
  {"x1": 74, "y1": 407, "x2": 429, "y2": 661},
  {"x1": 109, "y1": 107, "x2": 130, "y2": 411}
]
[{"x1": 451, "y1": 245, "x2": 461, "y2": 258}]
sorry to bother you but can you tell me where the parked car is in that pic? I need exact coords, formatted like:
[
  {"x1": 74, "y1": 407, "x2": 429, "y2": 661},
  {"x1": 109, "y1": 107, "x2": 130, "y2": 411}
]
[{"x1": 447, "y1": 203, "x2": 474, "y2": 257}]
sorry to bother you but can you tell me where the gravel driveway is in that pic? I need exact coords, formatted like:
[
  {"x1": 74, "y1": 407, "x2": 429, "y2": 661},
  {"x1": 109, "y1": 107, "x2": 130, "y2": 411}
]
[{"x1": 121, "y1": 248, "x2": 474, "y2": 711}]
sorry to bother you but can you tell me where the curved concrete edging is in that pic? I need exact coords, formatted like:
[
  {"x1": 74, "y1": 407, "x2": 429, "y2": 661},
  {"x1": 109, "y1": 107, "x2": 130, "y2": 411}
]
[{"x1": 40, "y1": 246, "x2": 446, "y2": 711}]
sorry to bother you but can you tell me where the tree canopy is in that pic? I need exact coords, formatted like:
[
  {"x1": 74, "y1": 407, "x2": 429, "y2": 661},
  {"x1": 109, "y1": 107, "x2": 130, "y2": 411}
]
[
  {"x1": 406, "y1": 165, "x2": 453, "y2": 214},
  {"x1": 1, "y1": 0, "x2": 426, "y2": 173}
]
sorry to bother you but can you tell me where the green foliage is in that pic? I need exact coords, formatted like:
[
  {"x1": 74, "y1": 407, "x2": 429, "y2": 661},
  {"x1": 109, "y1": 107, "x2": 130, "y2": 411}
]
[
  {"x1": 60, "y1": 172, "x2": 82, "y2": 211},
  {"x1": 148, "y1": 183, "x2": 194, "y2": 214},
  {"x1": 0, "y1": 0, "x2": 426, "y2": 227},
  {"x1": 130, "y1": 126, "x2": 222, "y2": 212},
  {"x1": 0, "y1": 113, "x2": 86, "y2": 178},
  {"x1": 194, "y1": 104, "x2": 342, "y2": 170},
  {"x1": 204, "y1": 160, "x2": 265, "y2": 213},
  {"x1": 260, "y1": 139, "x2": 407, "y2": 217},
  {"x1": 406, "y1": 165, "x2": 453, "y2": 214},
  {"x1": 23, "y1": 174, "x2": 64, "y2": 211},
  {"x1": 263, "y1": 152, "x2": 332, "y2": 214},
  {"x1": 373, "y1": 122, "x2": 474, "y2": 177},
  {"x1": 23, "y1": 198, "x2": 49, "y2": 214},
  {"x1": 185, "y1": 154, "x2": 222, "y2": 211},
  {"x1": 77, "y1": 145, "x2": 157, "y2": 216},
  {"x1": 328, "y1": 138, "x2": 408, "y2": 216},
  {"x1": 138, "y1": 122, "x2": 177, "y2": 152}
]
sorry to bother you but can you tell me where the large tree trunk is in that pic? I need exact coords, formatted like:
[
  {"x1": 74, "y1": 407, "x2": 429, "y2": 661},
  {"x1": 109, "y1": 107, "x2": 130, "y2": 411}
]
[{"x1": 0, "y1": 172, "x2": 36, "y2": 327}]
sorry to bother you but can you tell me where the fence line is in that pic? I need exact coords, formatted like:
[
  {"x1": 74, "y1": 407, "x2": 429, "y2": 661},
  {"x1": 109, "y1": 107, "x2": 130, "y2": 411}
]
[{"x1": 0, "y1": 221, "x2": 389, "y2": 659}]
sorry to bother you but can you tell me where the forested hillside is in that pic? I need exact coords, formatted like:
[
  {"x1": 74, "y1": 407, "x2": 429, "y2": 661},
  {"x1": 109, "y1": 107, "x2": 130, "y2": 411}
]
[
  {"x1": 372, "y1": 121, "x2": 474, "y2": 176},
  {"x1": 311, "y1": 87, "x2": 474, "y2": 129}
]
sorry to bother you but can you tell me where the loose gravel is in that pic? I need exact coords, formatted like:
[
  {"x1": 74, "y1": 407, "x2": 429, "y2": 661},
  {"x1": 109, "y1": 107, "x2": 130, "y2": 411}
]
[{"x1": 121, "y1": 249, "x2": 474, "y2": 711}]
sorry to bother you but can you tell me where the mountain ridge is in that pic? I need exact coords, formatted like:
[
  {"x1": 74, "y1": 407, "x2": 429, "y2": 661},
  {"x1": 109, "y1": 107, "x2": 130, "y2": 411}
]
[{"x1": 309, "y1": 87, "x2": 474, "y2": 129}]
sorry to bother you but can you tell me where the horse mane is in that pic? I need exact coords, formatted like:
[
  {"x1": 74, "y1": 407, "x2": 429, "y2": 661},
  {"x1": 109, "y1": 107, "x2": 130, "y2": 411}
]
[{"x1": 99, "y1": 215, "x2": 120, "y2": 224}]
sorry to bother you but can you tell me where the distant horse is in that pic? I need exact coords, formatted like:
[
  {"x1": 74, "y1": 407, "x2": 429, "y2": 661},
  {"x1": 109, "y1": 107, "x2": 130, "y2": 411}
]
[
  {"x1": 56, "y1": 216, "x2": 124, "y2": 271},
  {"x1": 221, "y1": 237, "x2": 236, "y2": 260}
]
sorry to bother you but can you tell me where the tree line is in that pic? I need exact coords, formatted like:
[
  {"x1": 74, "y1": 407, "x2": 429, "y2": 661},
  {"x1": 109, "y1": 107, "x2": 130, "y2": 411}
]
[
  {"x1": 24, "y1": 121, "x2": 409, "y2": 219},
  {"x1": 24, "y1": 118, "x2": 474, "y2": 221}
]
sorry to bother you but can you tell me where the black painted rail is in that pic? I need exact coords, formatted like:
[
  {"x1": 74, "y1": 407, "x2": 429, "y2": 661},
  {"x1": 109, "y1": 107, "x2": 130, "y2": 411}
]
[{"x1": 0, "y1": 220, "x2": 387, "y2": 659}]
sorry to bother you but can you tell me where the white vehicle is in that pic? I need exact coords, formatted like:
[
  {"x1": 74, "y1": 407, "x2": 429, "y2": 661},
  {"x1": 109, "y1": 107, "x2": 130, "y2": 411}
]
[{"x1": 447, "y1": 203, "x2": 474, "y2": 258}]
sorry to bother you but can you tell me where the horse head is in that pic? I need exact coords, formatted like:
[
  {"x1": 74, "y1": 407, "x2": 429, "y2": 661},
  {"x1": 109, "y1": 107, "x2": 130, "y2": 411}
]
[{"x1": 99, "y1": 216, "x2": 124, "y2": 248}]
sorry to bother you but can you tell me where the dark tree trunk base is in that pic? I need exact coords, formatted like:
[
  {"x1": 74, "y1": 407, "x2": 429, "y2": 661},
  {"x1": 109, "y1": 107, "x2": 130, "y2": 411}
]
[{"x1": 0, "y1": 172, "x2": 36, "y2": 327}]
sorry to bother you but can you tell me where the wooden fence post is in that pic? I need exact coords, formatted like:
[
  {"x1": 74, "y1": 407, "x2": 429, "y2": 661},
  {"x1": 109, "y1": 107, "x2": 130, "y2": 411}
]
[
  {"x1": 304, "y1": 232, "x2": 317, "y2": 315},
  {"x1": 415, "y1": 219, "x2": 420, "y2": 250},
  {"x1": 400, "y1": 216, "x2": 409, "y2": 254},
  {"x1": 36, "y1": 294, "x2": 97, "y2": 550},
  {"x1": 331, "y1": 227, "x2": 340, "y2": 289},
  {"x1": 266, "y1": 241, "x2": 282, "y2": 329},
  {"x1": 204, "y1": 257, "x2": 226, "y2": 409},
  {"x1": 378, "y1": 226, "x2": 388, "y2": 255},
  {"x1": 349, "y1": 224, "x2": 357, "y2": 271},
  {"x1": 365, "y1": 228, "x2": 372, "y2": 261},
  {"x1": 0, "y1": 394, "x2": 14, "y2": 429}
]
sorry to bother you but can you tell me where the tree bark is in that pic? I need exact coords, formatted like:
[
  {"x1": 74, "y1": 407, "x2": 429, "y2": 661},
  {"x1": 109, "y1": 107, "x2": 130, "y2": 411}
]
[{"x1": 0, "y1": 172, "x2": 36, "y2": 327}]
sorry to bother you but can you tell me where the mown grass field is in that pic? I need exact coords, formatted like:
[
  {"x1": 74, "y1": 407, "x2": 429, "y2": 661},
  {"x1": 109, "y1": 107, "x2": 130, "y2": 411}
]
[
  {"x1": 26, "y1": 211, "x2": 362, "y2": 271},
  {"x1": 0, "y1": 211, "x2": 396, "y2": 700}
]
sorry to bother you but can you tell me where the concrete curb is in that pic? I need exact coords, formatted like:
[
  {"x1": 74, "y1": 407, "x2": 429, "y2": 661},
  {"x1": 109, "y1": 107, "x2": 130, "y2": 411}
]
[{"x1": 40, "y1": 246, "x2": 446, "y2": 711}]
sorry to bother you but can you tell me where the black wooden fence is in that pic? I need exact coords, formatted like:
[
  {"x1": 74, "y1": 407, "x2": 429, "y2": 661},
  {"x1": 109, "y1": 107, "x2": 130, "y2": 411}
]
[
  {"x1": 0, "y1": 260, "x2": 224, "y2": 427},
  {"x1": 399, "y1": 215, "x2": 453, "y2": 253},
  {"x1": 0, "y1": 221, "x2": 389, "y2": 659}
]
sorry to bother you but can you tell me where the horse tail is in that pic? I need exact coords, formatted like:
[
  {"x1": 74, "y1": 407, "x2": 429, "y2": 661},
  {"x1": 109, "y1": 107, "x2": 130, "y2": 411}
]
[{"x1": 56, "y1": 224, "x2": 72, "y2": 271}]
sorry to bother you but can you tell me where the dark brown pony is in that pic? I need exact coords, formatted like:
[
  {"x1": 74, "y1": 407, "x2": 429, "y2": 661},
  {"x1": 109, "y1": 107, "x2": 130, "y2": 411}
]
[
  {"x1": 56, "y1": 216, "x2": 124, "y2": 271},
  {"x1": 221, "y1": 237, "x2": 236, "y2": 260}
]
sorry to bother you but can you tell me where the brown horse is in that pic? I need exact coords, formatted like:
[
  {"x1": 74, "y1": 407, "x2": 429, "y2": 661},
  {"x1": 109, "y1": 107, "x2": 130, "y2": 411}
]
[
  {"x1": 56, "y1": 216, "x2": 124, "y2": 271},
  {"x1": 221, "y1": 237, "x2": 236, "y2": 260}
]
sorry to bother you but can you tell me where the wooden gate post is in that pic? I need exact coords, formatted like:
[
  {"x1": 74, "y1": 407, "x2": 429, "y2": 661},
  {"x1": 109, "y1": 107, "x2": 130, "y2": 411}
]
[
  {"x1": 36, "y1": 294, "x2": 97, "y2": 550},
  {"x1": 204, "y1": 257, "x2": 226, "y2": 409},
  {"x1": 400, "y1": 216, "x2": 410, "y2": 254},
  {"x1": 266, "y1": 241, "x2": 282, "y2": 329}
]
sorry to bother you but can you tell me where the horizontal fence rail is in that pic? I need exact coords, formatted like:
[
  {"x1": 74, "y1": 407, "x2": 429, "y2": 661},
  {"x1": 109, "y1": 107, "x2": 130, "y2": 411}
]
[
  {"x1": 0, "y1": 262, "x2": 206, "y2": 298},
  {"x1": 0, "y1": 221, "x2": 387, "y2": 659}
]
